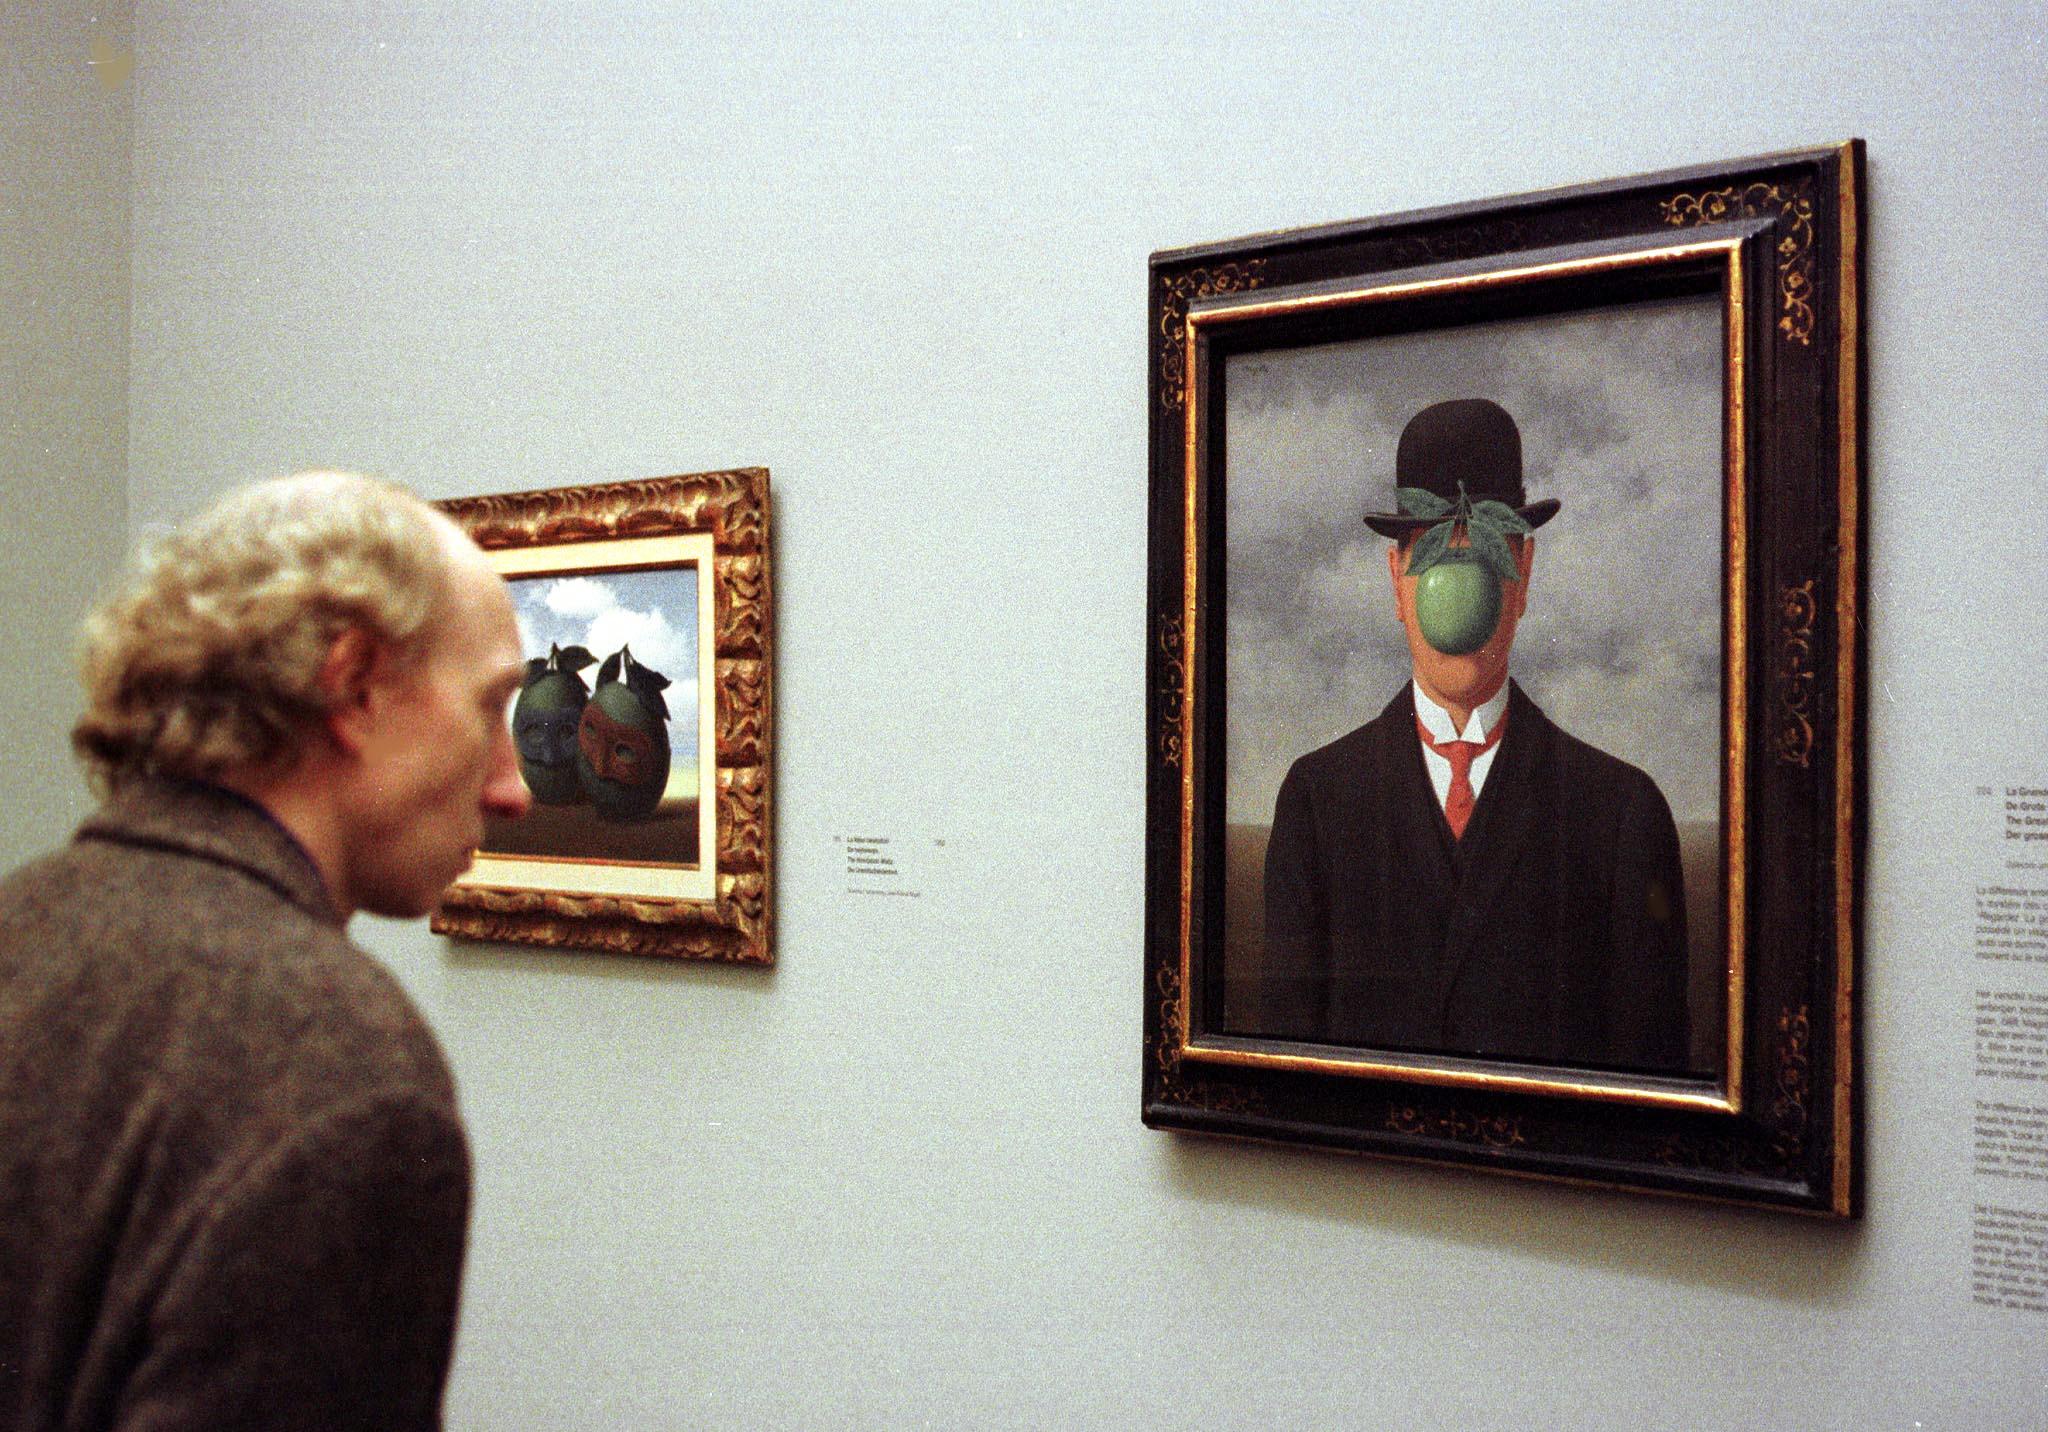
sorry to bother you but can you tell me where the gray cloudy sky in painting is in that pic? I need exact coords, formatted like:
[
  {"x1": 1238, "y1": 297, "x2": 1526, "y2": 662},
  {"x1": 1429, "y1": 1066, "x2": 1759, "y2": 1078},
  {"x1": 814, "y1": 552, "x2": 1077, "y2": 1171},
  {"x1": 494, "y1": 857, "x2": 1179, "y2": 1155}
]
[{"x1": 1224, "y1": 294, "x2": 1723, "y2": 824}]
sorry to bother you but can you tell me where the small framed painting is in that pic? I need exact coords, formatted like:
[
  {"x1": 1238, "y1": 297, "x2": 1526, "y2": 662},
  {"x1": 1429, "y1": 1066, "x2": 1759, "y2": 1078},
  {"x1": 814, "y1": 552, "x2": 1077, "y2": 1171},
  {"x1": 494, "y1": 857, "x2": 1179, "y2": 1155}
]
[{"x1": 430, "y1": 469, "x2": 773, "y2": 964}]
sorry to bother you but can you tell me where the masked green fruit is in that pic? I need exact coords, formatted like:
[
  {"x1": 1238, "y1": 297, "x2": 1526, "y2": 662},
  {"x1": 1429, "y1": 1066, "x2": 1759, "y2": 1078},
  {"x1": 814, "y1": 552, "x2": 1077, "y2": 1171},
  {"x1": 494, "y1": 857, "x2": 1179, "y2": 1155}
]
[
  {"x1": 512, "y1": 645, "x2": 595, "y2": 805},
  {"x1": 575, "y1": 645, "x2": 672, "y2": 822},
  {"x1": 1414, "y1": 555, "x2": 1501, "y2": 655}
]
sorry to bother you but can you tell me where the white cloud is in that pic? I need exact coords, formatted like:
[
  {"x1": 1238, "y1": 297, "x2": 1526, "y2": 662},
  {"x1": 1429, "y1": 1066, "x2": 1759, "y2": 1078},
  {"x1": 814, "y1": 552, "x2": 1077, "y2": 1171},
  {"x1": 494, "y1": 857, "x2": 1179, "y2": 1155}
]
[
  {"x1": 584, "y1": 604, "x2": 690, "y2": 683},
  {"x1": 543, "y1": 576, "x2": 617, "y2": 619},
  {"x1": 509, "y1": 574, "x2": 697, "y2": 727}
]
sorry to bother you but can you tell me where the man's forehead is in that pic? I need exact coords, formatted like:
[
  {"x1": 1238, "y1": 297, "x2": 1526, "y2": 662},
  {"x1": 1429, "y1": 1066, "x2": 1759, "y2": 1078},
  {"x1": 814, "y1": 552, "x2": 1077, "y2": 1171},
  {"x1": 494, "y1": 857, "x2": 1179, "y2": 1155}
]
[
  {"x1": 435, "y1": 529, "x2": 511, "y2": 607},
  {"x1": 421, "y1": 548, "x2": 521, "y2": 665}
]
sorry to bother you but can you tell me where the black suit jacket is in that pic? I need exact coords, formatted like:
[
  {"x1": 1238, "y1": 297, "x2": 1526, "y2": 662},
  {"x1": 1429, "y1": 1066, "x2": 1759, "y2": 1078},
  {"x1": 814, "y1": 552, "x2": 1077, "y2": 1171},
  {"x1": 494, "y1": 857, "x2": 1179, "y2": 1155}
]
[{"x1": 1260, "y1": 682, "x2": 1691, "y2": 1073}]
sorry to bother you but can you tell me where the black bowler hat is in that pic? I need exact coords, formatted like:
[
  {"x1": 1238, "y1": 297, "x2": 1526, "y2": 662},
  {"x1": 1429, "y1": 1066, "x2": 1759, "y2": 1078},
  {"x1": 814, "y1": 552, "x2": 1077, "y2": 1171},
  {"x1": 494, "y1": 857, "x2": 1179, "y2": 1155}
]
[{"x1": 1362, "y1": 398, "x2": 1561, "y2": 538}]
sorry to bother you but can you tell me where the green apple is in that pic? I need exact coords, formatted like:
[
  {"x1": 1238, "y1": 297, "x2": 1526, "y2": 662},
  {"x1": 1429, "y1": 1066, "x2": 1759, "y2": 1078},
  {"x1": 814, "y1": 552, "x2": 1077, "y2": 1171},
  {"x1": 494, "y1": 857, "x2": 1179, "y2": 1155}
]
[
  {"x1": 512, "y1": 643, "x2": 594, "y2": 805},
  {"x1": 512, "y1": 669, "x2": 590, "y2": 805},
  {"x1": 1414, "y1": 555, "x2": 1501, "y2": 655}
]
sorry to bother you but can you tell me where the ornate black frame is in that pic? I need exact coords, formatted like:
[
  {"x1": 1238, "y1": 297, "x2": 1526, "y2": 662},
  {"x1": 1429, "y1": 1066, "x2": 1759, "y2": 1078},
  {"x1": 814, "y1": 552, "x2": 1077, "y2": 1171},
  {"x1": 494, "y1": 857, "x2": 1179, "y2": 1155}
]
[{"x1": 1143, "y1": 144, "x2": 1864, "y2": 1214}]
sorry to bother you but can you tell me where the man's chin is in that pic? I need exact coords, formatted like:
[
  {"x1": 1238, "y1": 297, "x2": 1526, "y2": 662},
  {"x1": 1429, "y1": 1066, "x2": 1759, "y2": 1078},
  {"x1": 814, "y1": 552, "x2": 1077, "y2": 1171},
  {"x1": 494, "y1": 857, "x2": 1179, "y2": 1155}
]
[
  {"x1": 1418, "y1": 663, "x2": 1508, "y2": 711},
  {"x1": 358, "y1": 864, "x2": 470, "y2": 921},
  {"x1": 356, "y1": 889, "x2": 444, "y2": 921}
]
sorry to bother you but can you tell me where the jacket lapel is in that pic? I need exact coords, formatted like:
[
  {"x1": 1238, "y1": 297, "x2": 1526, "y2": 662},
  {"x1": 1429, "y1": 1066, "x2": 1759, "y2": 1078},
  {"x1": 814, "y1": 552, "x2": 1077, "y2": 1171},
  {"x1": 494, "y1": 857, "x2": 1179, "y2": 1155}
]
[{"x1": 1365, "y1": 688, "x2": 1458, "y2": 897}]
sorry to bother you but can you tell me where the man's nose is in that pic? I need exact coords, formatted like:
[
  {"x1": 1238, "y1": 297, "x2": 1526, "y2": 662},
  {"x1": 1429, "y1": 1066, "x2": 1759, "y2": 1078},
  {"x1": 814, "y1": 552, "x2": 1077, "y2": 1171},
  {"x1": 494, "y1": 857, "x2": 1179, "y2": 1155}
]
[{"x1": 482, "y1": 723, "x2": 533, "y2": 821}]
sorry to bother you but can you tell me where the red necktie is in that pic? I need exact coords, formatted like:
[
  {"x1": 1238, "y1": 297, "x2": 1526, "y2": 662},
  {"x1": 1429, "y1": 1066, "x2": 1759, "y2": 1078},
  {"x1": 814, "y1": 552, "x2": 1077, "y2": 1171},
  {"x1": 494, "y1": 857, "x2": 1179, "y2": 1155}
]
[{"x1": 1414, "y1": 710, "x2": 1508, "y2": 839}]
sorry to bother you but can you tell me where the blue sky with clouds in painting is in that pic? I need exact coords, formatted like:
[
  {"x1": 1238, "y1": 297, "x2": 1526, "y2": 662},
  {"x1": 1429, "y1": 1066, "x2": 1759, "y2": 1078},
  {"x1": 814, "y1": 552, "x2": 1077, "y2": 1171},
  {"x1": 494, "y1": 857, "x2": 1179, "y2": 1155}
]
[{"x1": 508, "y1": 565, "x2": 699, "y2": 758}]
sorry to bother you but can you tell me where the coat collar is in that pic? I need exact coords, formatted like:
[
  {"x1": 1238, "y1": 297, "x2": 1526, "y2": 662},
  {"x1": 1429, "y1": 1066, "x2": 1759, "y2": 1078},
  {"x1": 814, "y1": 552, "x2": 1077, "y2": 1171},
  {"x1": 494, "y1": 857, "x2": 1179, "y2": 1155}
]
[
  {"x1": 1410, "y1": 678, "x2": 1510, "y2": 746},
  {"x1": 76, "y1": 778, "x2": 344, "y2": 928}
]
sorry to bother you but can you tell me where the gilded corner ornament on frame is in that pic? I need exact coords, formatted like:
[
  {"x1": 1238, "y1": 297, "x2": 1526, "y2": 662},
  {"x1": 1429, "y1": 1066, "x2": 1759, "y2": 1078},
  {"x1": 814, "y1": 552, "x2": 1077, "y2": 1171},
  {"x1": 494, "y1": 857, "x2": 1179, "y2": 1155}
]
[
  {"x1": 1143, "y1": 144, "x2": 1864, "y2": 1214},
  {"x1": 429, "y1": 468, "x2": 774, "y2": 964}
]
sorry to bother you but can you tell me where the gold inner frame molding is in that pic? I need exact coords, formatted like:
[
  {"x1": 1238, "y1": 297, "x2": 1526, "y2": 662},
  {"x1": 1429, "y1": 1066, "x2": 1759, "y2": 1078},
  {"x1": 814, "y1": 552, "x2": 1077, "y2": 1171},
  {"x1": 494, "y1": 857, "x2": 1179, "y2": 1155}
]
[{"x1": 1173, "y1": 235, "x2": 1753, "y2": 1115}]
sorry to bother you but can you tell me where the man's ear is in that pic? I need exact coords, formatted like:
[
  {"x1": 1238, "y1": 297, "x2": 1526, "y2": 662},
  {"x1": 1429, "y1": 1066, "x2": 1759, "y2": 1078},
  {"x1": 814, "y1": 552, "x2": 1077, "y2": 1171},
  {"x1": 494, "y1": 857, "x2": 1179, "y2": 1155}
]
[
  {"x1": 317, "y1": 626, "x2": 384, "y2": 755},
  {"x1": 1387, "y1": 542, "x2": 1410, "y2": 623}
]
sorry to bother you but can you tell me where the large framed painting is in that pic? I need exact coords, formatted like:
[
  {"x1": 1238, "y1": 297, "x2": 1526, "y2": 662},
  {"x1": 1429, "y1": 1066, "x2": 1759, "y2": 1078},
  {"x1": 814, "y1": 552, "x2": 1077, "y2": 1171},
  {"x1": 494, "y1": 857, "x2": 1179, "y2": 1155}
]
[
  {"x1": 1143, "y1": 144, "x2": 1864, "y2": 1213},
  {"x1": 430, "y1": 469, "x2": 773, "y2": 964}
]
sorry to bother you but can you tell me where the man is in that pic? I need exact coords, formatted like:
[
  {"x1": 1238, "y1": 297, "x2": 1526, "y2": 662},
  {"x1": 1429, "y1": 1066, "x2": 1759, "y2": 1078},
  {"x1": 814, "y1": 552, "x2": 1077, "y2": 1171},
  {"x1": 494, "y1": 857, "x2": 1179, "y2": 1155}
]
[
  {"x1": 0, "y1": 472, "x2": 531, "y2": 1429},
  {"x1": 1261, "y1": 399, "x2": 1691, "y2": 1073}
]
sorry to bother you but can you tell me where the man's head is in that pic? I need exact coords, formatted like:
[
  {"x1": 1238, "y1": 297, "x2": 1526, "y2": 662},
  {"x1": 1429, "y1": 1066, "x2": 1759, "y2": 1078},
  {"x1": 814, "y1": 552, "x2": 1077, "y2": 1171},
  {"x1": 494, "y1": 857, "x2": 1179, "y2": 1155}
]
[
  {"x1": 1387, "y1": 528, "x2": 1533, "y2": 719},
  {"x1": 74, "y1": 472, "x2": 531, "y2": 917},
  {"x1": 1365, "y1": 400, "x2": 1556, "y2": 720}
]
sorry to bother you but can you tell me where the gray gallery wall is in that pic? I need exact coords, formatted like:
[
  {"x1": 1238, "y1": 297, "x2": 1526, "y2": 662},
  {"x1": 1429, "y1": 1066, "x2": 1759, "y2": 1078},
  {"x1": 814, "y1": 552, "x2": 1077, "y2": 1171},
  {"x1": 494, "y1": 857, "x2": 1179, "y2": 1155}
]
[
  {"x1": 9, "y1": 1, "x2": 2048, "y2": 1426},
  {"x1": 0, "y1": 0, "x2": 132, "y2": 871}
]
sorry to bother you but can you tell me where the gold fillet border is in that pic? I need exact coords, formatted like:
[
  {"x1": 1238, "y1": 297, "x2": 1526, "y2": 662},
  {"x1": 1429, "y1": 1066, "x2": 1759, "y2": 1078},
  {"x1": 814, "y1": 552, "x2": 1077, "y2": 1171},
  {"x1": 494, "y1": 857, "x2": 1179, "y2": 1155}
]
[
  {"x1": 1176, "y1": 237, "x2": 1740, "y2": 331},
  {"x1": 1179, "y1": 302, "x2": 1200, "y2": 1022},
  {"x1": 1831, "y1": 143, "x2": 1862, "y2": 1215},
  {"x1": 1721, "y1": 243, "x2": 1750, "y2": 1114},
  {"x1": 1173, "y1": 237, "x2": 1749, "y2": 1113}
]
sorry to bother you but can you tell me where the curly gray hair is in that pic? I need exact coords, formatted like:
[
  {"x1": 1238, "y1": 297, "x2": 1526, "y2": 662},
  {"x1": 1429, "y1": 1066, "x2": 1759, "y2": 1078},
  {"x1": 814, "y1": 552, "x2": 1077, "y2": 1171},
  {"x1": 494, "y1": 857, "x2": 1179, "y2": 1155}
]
[{"x1": 72, "y1": 471, "x2": 455, "y2": 795}]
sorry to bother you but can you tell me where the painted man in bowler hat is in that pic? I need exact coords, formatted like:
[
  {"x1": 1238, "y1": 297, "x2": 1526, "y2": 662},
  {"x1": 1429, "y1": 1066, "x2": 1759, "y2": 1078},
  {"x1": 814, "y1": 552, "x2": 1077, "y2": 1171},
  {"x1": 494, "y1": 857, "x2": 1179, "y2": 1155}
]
[{"x1": 1260, "y1": 398, "x2": 1691, "y2": 1072}]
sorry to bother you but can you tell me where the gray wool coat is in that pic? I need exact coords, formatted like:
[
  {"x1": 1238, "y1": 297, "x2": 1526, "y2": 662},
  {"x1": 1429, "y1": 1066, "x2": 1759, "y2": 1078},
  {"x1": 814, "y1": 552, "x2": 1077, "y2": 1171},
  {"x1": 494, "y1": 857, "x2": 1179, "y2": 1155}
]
[{"x1": 0, "y1": 780, "x2": 472, "y2": 1431}]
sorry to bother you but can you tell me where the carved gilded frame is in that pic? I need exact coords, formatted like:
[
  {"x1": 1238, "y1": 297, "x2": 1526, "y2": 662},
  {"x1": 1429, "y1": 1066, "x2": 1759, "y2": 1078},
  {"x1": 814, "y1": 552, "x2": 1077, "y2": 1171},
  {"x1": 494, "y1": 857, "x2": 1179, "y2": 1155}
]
[
  {"x1": 1144, "y1": 144, "x2": 1863, "y2": 1213},
  {"x1": 430, "y1": 469, "x2": 773, "y2": 964}
]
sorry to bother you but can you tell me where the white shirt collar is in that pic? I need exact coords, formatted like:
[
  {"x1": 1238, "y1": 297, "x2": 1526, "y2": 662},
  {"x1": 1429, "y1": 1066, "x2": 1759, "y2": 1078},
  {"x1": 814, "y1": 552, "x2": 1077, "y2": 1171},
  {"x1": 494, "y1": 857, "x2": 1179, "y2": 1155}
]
[{"x1": 1411, "y1": 678, "x2": 1510, "y2": 745}]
